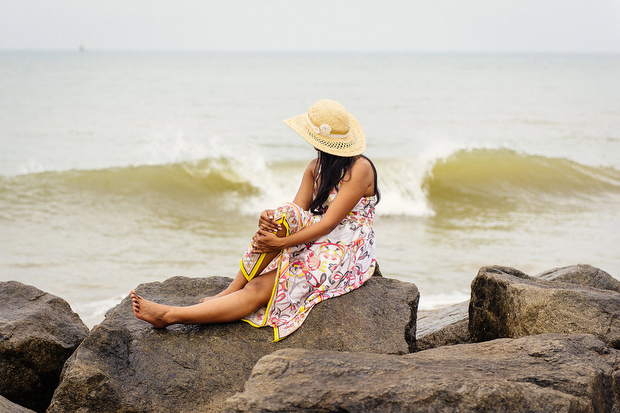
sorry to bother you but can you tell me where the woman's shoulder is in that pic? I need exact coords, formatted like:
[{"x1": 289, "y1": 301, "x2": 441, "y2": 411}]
[
  {"x1": 304, "y1": 158, "x2": 319, "y2": 178},
  {"x1": 350, "y1": 156, "x2": 375, "y2": 180},
  {"x1": 338, "y1": 156, "x2": 376, "y2": 197},
  {"x1": 353, "y1": 155, "x2": 373, "y2": 169},
  {"x1": 307, "y1": 158, "x2": 319, "y2": 169}
]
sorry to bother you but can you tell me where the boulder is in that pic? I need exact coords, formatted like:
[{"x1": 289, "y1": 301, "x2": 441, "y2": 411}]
[
  {"x1": 469, "y1": 265, "x2": 620, "y2": 347},
  {"x1": 537, "y1": 264, "x2": 620, "y2": 293},
  {"x1": 0, "y1": 395, "x2": 35, "y2": 413},
  {"x1": 224, "y1": 334, "x2": 620, "y2": 412},
  {"x1": 415, "y1": 300, "x2": 470, "y2": 351},
  {"x1": 48, "y1": 274, "x2": 419, "y2": 413},
  {"x1": 0, "y1": 281, "x2": 89, "y2": 413}
]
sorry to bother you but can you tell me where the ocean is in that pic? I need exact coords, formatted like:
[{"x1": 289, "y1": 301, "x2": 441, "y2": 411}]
[{"x1": 1, "y1": 51, "x2": 619, "y2": 328}]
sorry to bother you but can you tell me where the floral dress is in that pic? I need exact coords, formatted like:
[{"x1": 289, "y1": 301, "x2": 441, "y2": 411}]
[{"x1": 240, "y1": 183, "x2": 377, "y2": 341}]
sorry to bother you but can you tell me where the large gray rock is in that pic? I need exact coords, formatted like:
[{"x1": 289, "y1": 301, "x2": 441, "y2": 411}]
[
  {"x1": 0, "y1": 395, "x2": 35, "y2": 413},
  {"x1": 415, "y1": 300, "x2": 470, "y2": 351},
  {"x1": 0, "y1": 281, "x2": 89, "y2": 413},
  {"x1": 469, "y1": 265, "x2": 620, "y2": 347},
  {"x1": 48, "y1": 274, "x2": 419, "y2": 413},
  {"x1": 224, "y1": 334, "x2": 620, "y2": 412}
]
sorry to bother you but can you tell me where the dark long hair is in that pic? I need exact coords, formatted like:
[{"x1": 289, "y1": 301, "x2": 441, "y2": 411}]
[{"x1": 309, "y1": 151, "x2": 381, "y2": 215}]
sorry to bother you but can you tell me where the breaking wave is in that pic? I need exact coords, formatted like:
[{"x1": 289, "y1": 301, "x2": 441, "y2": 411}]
[{"x1": 2, "y1": 148, "x2": 618, "y2": 221}]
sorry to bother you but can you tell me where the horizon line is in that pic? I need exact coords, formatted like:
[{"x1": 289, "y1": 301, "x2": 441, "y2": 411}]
[{"x1": 1, "y1": 48, "x2": 619, "y2": 55}]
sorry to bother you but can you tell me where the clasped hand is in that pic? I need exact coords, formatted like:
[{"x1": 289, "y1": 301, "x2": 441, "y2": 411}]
[{"x1": 251, "y1": 209, "x2": 285, "y2": 254}]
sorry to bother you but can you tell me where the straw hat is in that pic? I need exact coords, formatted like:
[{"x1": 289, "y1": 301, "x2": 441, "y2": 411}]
[{"x1": 284, "y1": 99, "x2": 366, "y2": 157}]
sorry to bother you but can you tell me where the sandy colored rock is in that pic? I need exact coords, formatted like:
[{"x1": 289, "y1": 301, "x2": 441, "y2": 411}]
[
  {"x1": 0, "y1": 395, "x2": 35, "y2": 413},
  {"x1": 225, "y1": 334, "x2": 620, "y2": 412},
  {"x1": 415, "y1": 300, "x2": 470, "y2": 351},
  {"x1": 469, "y1": 265, "x2": 620, "y2": 347},
  {"x1": 537, "y1": 264, "x2": 620, "y2": 293}
]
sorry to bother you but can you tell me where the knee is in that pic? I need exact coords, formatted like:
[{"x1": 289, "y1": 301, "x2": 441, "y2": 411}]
[
  {"x1": 274, "y1": 202, "x2": 304, "y2": 234},
  {"x1": 276, "y1": 202, "x2": 301, "y2": 219}
]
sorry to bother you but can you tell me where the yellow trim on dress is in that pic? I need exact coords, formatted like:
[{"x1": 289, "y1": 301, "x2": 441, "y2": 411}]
[
  {"x1": 241, "y1": 215, "x2": 291, "y2": 339},
  {"x1": 239, "y1": 215, "x2": 291, "y2": 281}
]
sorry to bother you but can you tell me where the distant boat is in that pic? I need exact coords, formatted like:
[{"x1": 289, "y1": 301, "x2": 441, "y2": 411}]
[{"x1": 79, "y1": 43, "x2": 84, "y2": 52}]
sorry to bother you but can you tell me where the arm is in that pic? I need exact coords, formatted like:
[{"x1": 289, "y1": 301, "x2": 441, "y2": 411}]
[
  {"x1": 252, "y1": 157, "x2": 375, "y2": 252},
  {"x1": 292, "y1": 158, "x2": 318, "y2": 210},
  {"x1": 257, "y1": 159, "x2": 317, "y2": 232}
]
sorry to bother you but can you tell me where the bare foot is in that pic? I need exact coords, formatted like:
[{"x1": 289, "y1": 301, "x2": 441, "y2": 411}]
[
  {"x1": 130, "y1": 290, "x2": 171, "y2": 328},
  {"x1": 199, "y1": 296, "x2": 215, "y2": 303}
]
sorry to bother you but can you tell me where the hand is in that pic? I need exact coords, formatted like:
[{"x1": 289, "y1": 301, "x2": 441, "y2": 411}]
[
  {"x1": 251, "y1": 229, "x2": 284, "y2": 254},
  {"x1": 258, "y1": 209, "x2": 282, "y2": 232}
]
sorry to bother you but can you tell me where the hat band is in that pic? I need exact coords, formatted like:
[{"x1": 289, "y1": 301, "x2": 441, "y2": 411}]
[{"x1": 306, "y1": 113, "x2": 349, "y2": 139}]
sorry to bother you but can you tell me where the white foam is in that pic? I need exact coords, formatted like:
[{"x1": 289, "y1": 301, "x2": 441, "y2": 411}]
[
  {"x1": 71, "y1": 295, "x2": 125, "y2": 328},
  {"x1": 375, "y1": 139, "x2": 513, "y2": 217},
  {"x1": 146, "y1": 132, "x2": 227, "y2": 166},
  {"x1": 375, "y1": 157, "x2": 435, "y2": 217},
  {"x1": 418, "y1": 290, "x2": 470, "y2": 310},
  {"x1": 17, "y1": 158, "x2": 47, "y2": 175},
  {"x1": 373, "y1": 140, "x2": 470, "y2": 217},
  {"x1": 234, "y1": 139, "x2": 505, "y2": 218},
  {"x1": 239, "y1": 162, "x2": 301, "y2": 215}
]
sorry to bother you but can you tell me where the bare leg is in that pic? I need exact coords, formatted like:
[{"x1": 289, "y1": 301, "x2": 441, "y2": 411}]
[
  {"x1": 198, "y1": 247, "x2": 281, "y2": 303},
  {"x1": 131, "y1": 269, "x2": 277, "y2": 328},
  {"x1": 199, "y1": 224, "x2": 286, "y2": 303},
  {"x1": 199, "y1": 269, "x2": 248, "y2": 303}
]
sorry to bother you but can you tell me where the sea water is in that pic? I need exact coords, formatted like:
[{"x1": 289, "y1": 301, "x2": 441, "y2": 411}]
[{"x1": 1, "y1": 51, "x2": 619, "y2": 327}]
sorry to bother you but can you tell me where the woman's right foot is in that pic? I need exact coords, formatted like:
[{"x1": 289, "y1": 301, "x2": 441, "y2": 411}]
[{"x1": 130, "y1": 290, "x2": 172, "y2": 328}]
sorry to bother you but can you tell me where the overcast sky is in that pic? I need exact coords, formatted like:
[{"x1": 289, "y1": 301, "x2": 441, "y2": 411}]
[{"x1": 1, "y1": 0, "x2": 619, "y2": 53}]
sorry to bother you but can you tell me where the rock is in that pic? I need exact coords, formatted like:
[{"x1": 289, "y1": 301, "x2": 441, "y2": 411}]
[
  {"x1": 224, "y1": 334, "x2": 620, "y2": 412},
  {"x1": 537, "y1": 264, "x2": 620, "y2": 293},
  {"x1": 48, "y1": 275, "x2": 419, "y2": 413},
  {"x1": 415, "y1": 300, "x2": 470, "y2": 351},
  {"x1": 0, "y1": 281, "x2": 89, "y2": 413},
  {"x1": 416, "y1": 265, "x2": 620, "y2": 352},
  {"x1": 0, "y1": 395, "x2": 35, "y2": 413},
  {"x1": 469, "y1": 265, "x2": 620, "y2": 348}
]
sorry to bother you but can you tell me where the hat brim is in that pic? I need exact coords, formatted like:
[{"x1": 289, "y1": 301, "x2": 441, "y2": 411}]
[{"x1": 283, "y1": 113, "x2": 366, "y2": 157}]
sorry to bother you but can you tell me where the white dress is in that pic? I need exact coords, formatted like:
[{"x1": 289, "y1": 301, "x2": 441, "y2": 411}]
[{"x1": 240, "y1": 183, "x2": 377, "y2": 341}]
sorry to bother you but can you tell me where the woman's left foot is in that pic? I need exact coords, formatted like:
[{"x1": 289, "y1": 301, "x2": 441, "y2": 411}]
[{"x1": 130, "y1": 290, "x2": 172, "y2": 328}]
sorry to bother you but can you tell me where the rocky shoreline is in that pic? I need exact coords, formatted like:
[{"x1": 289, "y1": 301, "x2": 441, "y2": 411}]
[{"x1": 2, "y1": 264, "x2": 620, "y2": 412}]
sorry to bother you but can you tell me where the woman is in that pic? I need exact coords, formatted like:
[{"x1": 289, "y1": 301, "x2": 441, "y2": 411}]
[{"x1": 131, "y1": 99, "x2": 380, "y2": 341}]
